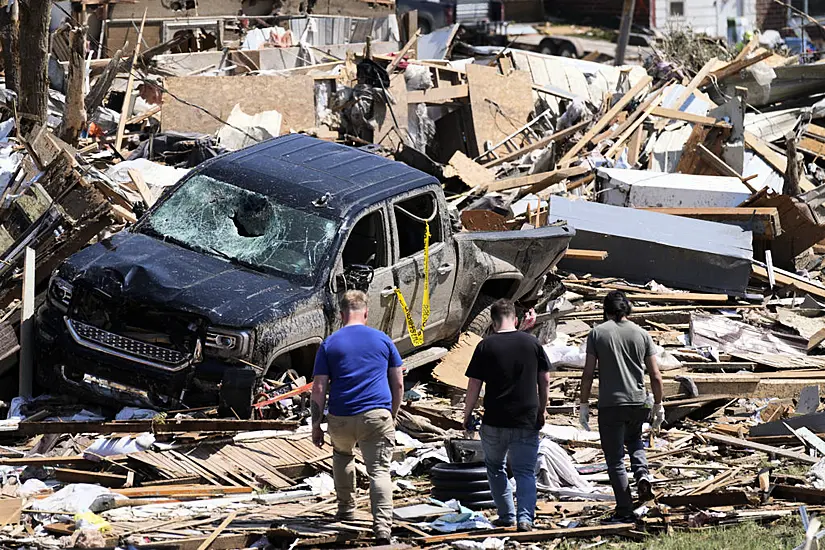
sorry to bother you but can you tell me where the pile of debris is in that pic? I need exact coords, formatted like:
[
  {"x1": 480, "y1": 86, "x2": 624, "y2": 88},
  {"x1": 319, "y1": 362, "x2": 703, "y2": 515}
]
[{"x1": 3, "y1": 5, "x2": 825, "y2": 547}]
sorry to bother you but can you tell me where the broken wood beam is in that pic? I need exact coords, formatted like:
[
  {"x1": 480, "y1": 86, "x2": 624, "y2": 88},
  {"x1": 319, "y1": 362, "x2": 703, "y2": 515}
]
[
  {"x1": 701, "y1": 431, "x2": 818, "y2": 464},
  {"x1": 559, "y1": 75, "x2": 652, "y2": 164},
  {"x1": 12, "y1": 418, "x2": 299, "y2": 435},
  {"x1": 699, "y1": 50, "x2": 773, "y2": 87},
  {"x1": 564, "y1": 249, "x2": 608, "y2": 261},
  {"x1": 638, "y1": 207, "x2": 781, "y2": 239},
  {"x1": 0, "y1": 455, "x2": 88, "y2": 466},
  {"x1": 55, "y1": 468, "x2": 129, "y2": 488},
  {"x1": 483, "y1": 119, "x2": 590, "y2": 168},
  {"x1": 485, "y1": 165, "x2": 590, "y2": 193},
  {"x1": 114, "y1": 9, "x2": 147, "y2": 154},
  {"x1": 419, "y1": 523, "x2": 635, "y2": 545},
  {"x1": 752, "y1": 264, "x2": 825, "y2": 300},
  {"x1": 407, "y1": 84, "x2": 468, "y2": 104},
  {"x1": 696, "y1": 144, "x2": 758, "y2": 193},
  {"x1": 649, "y1": 107, "x2": 732, "y2": 127},
  {"x1": 387, "y1": 29, "x2": 421, "y2": 73}
]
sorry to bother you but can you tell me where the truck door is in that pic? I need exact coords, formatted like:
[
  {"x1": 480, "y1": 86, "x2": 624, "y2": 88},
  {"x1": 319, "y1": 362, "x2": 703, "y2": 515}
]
[
  {"x1": 390, "y1": 190, "x2": 457, "y2": 355},
  {"x1": 334, "y1": 207, "x2": 403, "y2": 337}
]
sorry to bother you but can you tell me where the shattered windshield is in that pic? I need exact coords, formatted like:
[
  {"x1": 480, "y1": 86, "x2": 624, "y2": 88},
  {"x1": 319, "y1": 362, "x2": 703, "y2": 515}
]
[{"x1": 142, "y1": 174, "x2": 339, "y2": 283}]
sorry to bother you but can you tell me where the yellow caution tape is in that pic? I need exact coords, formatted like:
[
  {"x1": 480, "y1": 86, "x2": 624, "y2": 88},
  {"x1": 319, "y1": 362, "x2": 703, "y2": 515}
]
[{"x1": 394, "y1": 221, "x2": 430, "y2": 346}]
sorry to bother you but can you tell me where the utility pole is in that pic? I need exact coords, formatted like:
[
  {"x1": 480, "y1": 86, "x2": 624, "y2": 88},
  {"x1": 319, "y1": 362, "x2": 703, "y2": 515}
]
[{"x1": 615, "y1": 0, "x2": 635, "y2": 66}]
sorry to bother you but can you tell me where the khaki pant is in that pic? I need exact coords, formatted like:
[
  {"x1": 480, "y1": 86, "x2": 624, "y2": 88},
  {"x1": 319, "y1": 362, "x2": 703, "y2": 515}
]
[{"x1": 328, "y1": 408, "x2": 395, "y2": 537}]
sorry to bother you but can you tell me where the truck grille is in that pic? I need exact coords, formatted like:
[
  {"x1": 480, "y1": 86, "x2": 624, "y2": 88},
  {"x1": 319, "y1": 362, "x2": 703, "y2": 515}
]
[{"x1": 69, "y1": 319, "x2": 188, "y2": 367}]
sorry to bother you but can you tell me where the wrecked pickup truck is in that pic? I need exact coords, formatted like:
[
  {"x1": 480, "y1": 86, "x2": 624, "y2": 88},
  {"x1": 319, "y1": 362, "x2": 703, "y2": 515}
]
[{"x1": 36, "y1": 134, "x2": 573, "y2": 415}]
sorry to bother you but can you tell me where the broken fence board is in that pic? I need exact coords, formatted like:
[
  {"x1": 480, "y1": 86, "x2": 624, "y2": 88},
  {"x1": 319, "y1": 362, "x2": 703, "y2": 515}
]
[{"x1": 701, "y1": 431, "x2": 818, "y2": 464}]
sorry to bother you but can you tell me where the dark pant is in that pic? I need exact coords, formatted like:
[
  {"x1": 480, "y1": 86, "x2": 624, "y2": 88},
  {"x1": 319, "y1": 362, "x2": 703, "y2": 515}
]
[
  {"x1": 598, "y1": 405, "x2": 650, "y2": 516},
  {"x1": 480, "y1": 424, "x2": 540, "y2": 525}
]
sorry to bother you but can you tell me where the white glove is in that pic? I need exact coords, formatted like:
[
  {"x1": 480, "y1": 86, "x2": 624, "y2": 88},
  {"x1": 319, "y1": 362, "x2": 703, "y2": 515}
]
[
  {"x1": 652, "y1": 403, "x2": 665, "y2": 432},
  {"x1": 578, "y1": 403, "x2": 590, "y2": 431}
]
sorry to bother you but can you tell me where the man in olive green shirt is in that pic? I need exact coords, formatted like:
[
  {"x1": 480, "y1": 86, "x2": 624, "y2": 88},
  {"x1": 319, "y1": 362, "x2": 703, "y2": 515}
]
[{"x1": 578, "y1": 291, "x2": 664, "y2": 523}]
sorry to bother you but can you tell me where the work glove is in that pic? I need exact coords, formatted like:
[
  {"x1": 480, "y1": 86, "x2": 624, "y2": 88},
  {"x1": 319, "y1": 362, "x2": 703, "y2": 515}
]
[
  {"x1": 578, "y1": 403, "x2": 590, "y2": 431},
  {"x1": 651, "y1": 403, "x2": 665, "y2": 433}
]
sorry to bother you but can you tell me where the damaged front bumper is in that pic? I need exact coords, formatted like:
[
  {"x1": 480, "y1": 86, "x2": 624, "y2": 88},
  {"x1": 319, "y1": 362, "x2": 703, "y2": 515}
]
[{"x1": 36, "y1": 303, "x2": 233, "y2": 409}]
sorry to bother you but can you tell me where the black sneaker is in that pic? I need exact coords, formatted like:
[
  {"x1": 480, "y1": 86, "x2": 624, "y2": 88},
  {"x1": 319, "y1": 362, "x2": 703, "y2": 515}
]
[
  {"x1": 637, "y1": 476, "x2": 655, "y2": 502},
  {"x1": 492, "y1": 518, "x2": 515, "y2": 527},
  {"x1": 602, "y1": 514, "x2": 635, "y2": 525},
  {"x1": 517, "y1": 521, "x2": 533, "y2": 532}
]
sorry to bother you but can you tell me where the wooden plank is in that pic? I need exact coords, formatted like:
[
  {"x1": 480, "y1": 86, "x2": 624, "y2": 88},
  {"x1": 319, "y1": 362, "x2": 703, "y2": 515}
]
[
  {"x1": 752, "y1": 264, "x2": 825, "y2": 300},
  {"x1": 649, "y1": 107, "x2": 731, "y2": 127},
  {"x1": 386, "y1": 29, "x2": 421, "y2": 73},
  {"x1": 564, "y1": 249, "x2": 608, "y2": 261},
  {"x1": 18, "y1": 247, "x2": 34, "y2": 398},
  {"x1": 407, "y1": 84, "x2": 468, "y2": 104},
  {"x1": 0, "y1": 455, "x2": 87, "y2": 466},
  {"x1": 638, "y1": 206, "x2": 781, "y2": 238},
  {"x1": 114, "y1": 9, "x2": 147, "y2": 154},
  {"x1": 605, "y1": 91, "x2": 664, "y2": 158},
  {"x1": 482, "y1": 119, "x2": 590, "y2": 168},
  {"x1": 696, "y1": 144, "x2": 758, "y2": 192},
  {"x1": 127, "y1": 168, "x2": 154, "y2": 207},
  {"x1": 745, "y1": 131, "x2": 787, "y2": 172},
  {"x1": 701, "y1": 431, "x2": 818, "y2": 464},
  {"x1": 13, "y1": 419, "x2": 299, "y2": 435},
  {"x1": 113, "y1": 485, "x2": 253, "y2": 498},
  {"x1": 560, "y1": 75, "x2": 652, "y2": 164},
  {"x1": 420, "y1": 523, "x2": 635, "y2": 545},
  {"x1": 196, "y1": 511, "x2": 238, "y2": 550},
  {"x1": 55, "y1": 468, "x2": 128, "y2": 488},
  {"x1": 623, "y1": 292, "x2": 729, "y2": 303},
  {"x1": 673, "y1": 58, "x2": 718, "y2": 109},
  {"x1": 700, "y1": 50, "x2": 773, "y2": 87},
  {"x1": 800, "y1": 136, "x2": 825, "y2": 157},
  {"x1": 485, "y1": 165, "x2": 589, "y2": 193}
]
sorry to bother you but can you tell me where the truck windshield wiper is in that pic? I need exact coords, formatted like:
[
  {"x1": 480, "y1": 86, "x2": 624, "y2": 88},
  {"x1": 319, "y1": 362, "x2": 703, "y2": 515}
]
[{"x1": 203, "y1": 246, "x2": 263, "y2": 273}]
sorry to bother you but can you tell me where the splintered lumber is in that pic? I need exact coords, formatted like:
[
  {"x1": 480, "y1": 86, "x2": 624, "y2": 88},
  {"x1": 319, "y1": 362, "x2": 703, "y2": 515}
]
[
  {"x1": 649, "y1": 107, "x2": 732, "y2": 127},
  {"x1": 752, "y1": 264, "x2": 825, "y2": 300},
  {"x1": 113, "y1": 486, "x2": 253, "y2": 498},
  {"x1": 638, "y1": 207, "x2": 781, "y2": 239},
  {"x1": 12, "y1": 418, "x2": 299, "y2": 435},
  {"x1": 701, "y1": 431, "x2": 818, "y2": 464},
  {"x1": 387, "y1": 29, "x2": 421, "y2": 73},
  {"x1": 700, "y1": 50, "x2": 773, "y2": 87},
  {"x1": 482, "y1": 119, "x2": 590, "y2": 168},
  {"x1": 127, "y1": 168, "x2": 154, "y2": 207},
  {"x1": 564, "y1": 249, "x2": 608, "y2": 261},
  {"x1": 407, "y1": 84, "x2": 468, "y2": 104},
  {"x1": 0, "y1": 455, "x2": 87, "y2": 466},
  {"x1": 114, "y1": 9, "x2": 147, "y2": 153},
  {"x1": 419, "y1": 523, "x2": 635, "y2": 544},
  {"x1": 673, "y1": 59, "x2": 719, "y2": 109},
  {"x1": 486, "y1": 165, "x2": 590, "y2": 193},
  {"x1": 772, "y1": 485, "x2": 825, "y2": 505},
  {"x1": 55, "y1": 468, "x2": 128, "y2": 488},
  {"x1": 696, "y1": 144, "x2": 758, "y2": 193},
  {"x1": 559, "y1": 75, "x2": 652, "y2": 164},
  {"x1": 623, "y1": 292, "x2": 729, "y2": 303},
  {"x1": 196, "y1": 510, "x2": 238, "y2": 550}
]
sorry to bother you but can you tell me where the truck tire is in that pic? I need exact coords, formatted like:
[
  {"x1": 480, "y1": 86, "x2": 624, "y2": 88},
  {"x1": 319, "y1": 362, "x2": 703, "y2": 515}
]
[
  {"x1": 558, "y1": 43, "x2": 577, "y2": 58},
  {"x1": 219, "y1": 368, "x2": 257, "y2": 419},
  {"x1": 464, "y1": 294, "x2": 496, "y2": 336},
  {"x1": 430, "y1": 462, "x2": 488, "y2": 480},
  {"x1": 432, "y1": 489, "x2": 494, "y2": 502},
  {"x1": 431, "y1": 478, "x2": 490, "y2": 491}
]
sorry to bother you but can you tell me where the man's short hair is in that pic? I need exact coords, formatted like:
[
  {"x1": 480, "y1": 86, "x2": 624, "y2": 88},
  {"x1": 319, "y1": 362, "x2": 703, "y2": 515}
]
[
  {"x1": 340, "y1": 290, "x2": 368, "y2": 313},
  {"x1": 491, "y1": 298, "x2": 516, "y2": 325}
]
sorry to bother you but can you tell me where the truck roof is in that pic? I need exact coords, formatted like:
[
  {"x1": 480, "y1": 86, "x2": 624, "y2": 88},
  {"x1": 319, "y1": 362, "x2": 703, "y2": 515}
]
[{"x1": 201, "y1": 134, "x2": 439, "y2": 217}]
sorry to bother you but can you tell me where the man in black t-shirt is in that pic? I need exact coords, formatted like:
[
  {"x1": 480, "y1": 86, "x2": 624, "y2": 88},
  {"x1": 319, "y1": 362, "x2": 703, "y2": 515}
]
[{"x1": 463, "y1": 299, "x2": 552, "y2": 532}]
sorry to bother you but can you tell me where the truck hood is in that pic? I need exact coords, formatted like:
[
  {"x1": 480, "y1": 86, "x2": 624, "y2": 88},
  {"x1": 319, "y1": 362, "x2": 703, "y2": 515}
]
[{"x1": 58, "y1": 232, "x2": 311, "y2": 327}]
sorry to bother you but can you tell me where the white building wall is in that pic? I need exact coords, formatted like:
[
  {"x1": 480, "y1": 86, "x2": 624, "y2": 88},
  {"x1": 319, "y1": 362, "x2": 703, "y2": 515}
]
[{"x1": 652, "y1": 0, "x2": 757, "y2": 41}]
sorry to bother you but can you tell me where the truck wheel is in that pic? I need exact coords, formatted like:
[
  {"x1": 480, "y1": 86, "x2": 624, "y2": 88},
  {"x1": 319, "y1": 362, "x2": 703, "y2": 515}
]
[
  {"x1": 464, "y1": 294, "x2": 496, "y2": 336},
  {"x1": 219, "y1": 368, "x2": 257, "y2": 419},
  {"x1": 558, "y1": 43, "x2": 577, "y2": 58}
]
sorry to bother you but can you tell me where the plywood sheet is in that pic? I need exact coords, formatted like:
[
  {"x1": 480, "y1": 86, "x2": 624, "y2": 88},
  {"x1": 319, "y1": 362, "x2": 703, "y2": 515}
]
[
  {"x1": 162, "y1": 75, "x2": 316, "y2": 135},
  {"x1": 465, "y1": 64, "x2": 534, "y2": 158},
  {"x1": 432, "y1": 332, "x2": 482, "y2": 390}
]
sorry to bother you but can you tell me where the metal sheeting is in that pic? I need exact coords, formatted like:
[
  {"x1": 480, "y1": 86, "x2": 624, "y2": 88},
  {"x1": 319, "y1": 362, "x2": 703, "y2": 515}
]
[
  {"x1": 597, "y1": 168, "x2": 752, "y2": 208},
  {"x1": 549, "y1": 196, "x2": 754, "y2": 295}
]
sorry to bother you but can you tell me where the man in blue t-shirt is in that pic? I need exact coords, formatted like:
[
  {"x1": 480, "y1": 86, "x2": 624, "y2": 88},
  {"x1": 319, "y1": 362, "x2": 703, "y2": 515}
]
[{"x1": 311, "y1": 290, "x2": 404, "y2": 544}]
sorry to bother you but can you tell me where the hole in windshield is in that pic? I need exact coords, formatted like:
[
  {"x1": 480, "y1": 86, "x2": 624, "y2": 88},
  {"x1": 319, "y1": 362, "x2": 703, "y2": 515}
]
[{"x1": 141, "y1": 174, "x2": 339, "y2": 283}]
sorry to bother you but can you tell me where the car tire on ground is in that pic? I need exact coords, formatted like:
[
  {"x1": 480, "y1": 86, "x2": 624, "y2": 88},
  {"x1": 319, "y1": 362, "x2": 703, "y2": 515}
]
[
  {"x1": 431, "y1": 478, "x2": 490, "y2": 491},
  {"x1": 430, "y1": 462, "x2": 488, "y2": 480}
]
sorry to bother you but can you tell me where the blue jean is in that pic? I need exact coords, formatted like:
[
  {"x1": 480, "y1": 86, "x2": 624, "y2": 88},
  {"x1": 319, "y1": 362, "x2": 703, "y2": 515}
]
[{"x1": 481, "y1": 424, "x2": 540, "y2": 525}]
